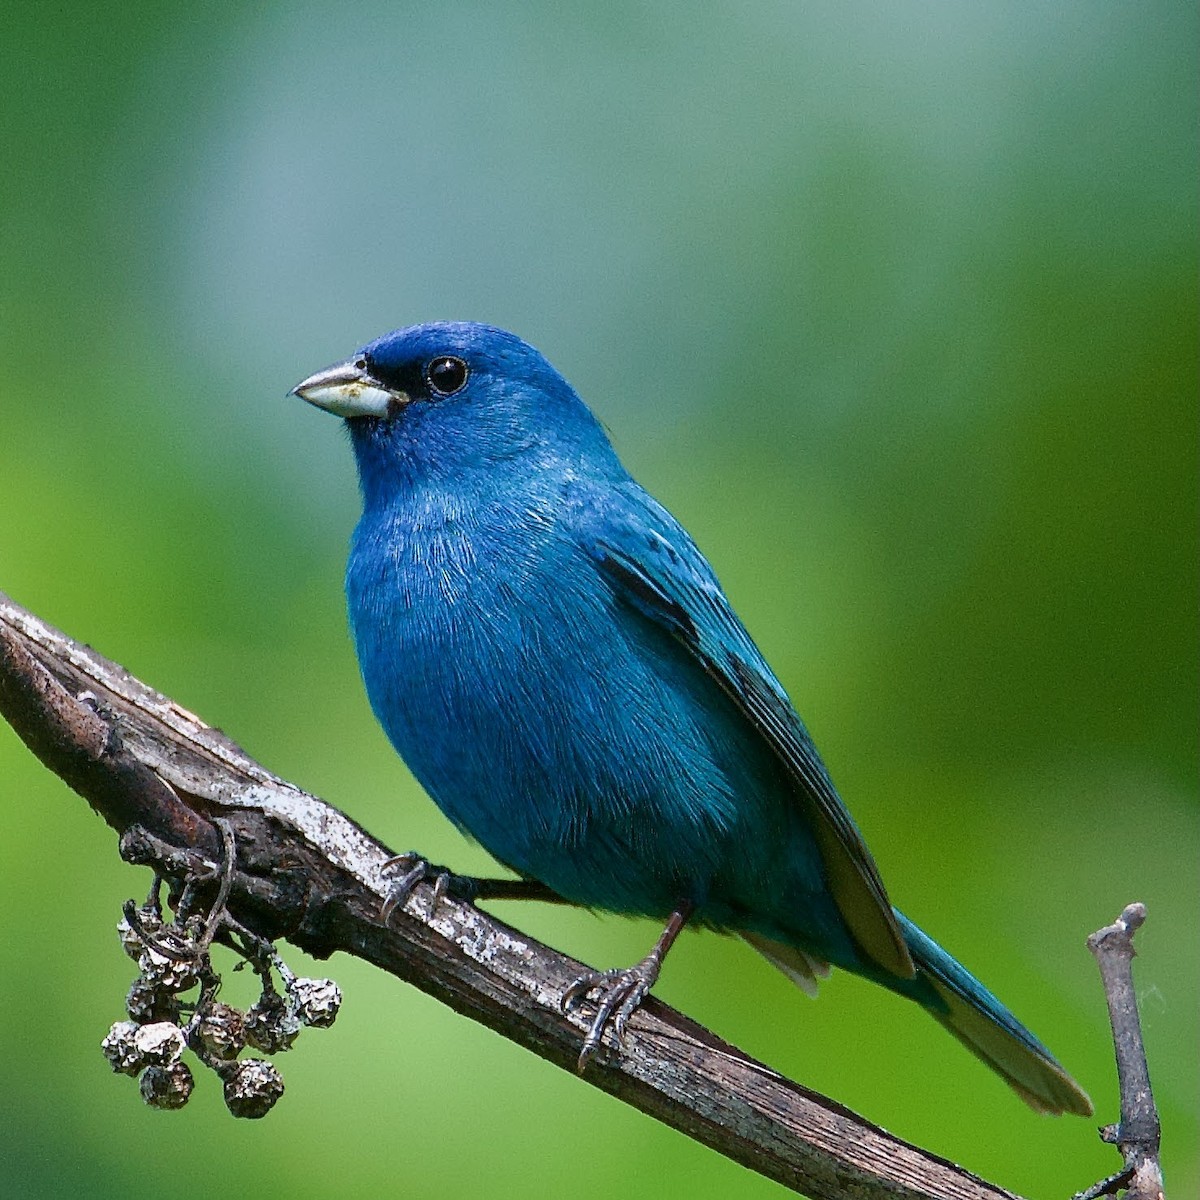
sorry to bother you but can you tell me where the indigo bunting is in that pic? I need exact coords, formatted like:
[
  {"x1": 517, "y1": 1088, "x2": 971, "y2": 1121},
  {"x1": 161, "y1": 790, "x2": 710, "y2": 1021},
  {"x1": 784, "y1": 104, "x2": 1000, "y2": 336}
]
[{"x1": 292, "y1": 322, "x2": 1091, "y2": 1115}]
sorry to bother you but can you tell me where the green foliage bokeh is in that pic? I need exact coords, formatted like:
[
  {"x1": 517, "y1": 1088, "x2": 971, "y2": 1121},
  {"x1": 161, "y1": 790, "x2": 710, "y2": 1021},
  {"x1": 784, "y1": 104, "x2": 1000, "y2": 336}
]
[{"x1": 1, "y1": 3, "x2": 1195, "y2": 1197}]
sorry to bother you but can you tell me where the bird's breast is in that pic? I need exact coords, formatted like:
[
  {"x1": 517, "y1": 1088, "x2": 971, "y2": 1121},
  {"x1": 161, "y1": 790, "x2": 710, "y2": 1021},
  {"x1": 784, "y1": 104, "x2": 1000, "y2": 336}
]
[
  {"x1": 346, "y1": 498, "x2": 602, "y2": 824},
  {"x1": 344, "y1": 496, "x2": 789, "y2": 915}
]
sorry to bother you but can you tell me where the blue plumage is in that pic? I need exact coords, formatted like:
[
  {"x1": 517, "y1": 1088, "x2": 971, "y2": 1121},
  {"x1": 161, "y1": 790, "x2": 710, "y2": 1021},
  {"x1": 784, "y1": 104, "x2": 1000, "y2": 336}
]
[{"x1": 293, "y1": 321, "x2": 1091, "y2": 1115}]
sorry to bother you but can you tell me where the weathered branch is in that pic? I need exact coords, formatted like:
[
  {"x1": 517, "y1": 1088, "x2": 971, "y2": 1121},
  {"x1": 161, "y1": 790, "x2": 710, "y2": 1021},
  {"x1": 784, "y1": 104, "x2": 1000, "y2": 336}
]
[
  {"x1": 1073, "y1": 907, "x2": 1164, "y2": 1200},
  {"x1": 3, "y1": 589, "x2": 1052, "y2": 1199}
]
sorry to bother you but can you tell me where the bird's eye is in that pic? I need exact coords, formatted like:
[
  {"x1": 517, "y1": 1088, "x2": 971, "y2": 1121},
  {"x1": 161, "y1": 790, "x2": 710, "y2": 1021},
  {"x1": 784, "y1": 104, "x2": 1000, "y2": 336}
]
[{"x1": 427, "y1": 356, "x2": 468, "y2": 396}]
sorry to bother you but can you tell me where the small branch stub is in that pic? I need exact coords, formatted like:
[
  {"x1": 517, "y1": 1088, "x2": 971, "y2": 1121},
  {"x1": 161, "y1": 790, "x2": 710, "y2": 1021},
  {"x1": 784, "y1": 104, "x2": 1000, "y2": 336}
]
[{"x1": 1075, "y1": 904, "x2": 1165, "y2": 1200}]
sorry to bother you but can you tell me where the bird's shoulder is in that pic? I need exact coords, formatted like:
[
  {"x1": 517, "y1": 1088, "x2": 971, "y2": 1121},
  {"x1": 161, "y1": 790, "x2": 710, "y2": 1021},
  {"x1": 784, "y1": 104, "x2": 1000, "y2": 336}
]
[{"x1": 567, "y1": 480, "x2": 779, "y2": 688}]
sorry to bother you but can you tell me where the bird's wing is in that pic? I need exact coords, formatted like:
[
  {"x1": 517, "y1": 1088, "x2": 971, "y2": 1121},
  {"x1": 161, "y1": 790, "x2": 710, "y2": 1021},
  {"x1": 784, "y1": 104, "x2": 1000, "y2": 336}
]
[{"x1": 582, "y1": 492, "x2": 914, "y2": 980}]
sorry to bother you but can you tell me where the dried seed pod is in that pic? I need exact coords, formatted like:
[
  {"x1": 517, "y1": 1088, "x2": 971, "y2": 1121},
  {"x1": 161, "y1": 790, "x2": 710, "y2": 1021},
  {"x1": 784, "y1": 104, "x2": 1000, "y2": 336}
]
[
  {"x1": 289, "y1": 977, "x2": 343, "y2": 1028},
  {"x1": 133, "y1": 1021, "x2": 186, "y2": 1066},
  {"x1": 101, "y1": 1020, "x2": 144, "y2": 1076},
  {"x1": 126, "y1": 977, "x2": 180, "y2": 1025},
  {"x1": 116, "y1": 917, "x2": 145, "y2": 961},
  {"x1": 138, "y1": 946, "x2": 200, "y2": 993},
  {"x1": 244, "y1": 992, "x2": 300, "y2": 1054},
  {"x1": 194, "y1": 1002, "x2": 247, "y2": 1060},
  {"x1": 222, "y1": 1059, "x2": 285, "y2": 1119},
  {"x1": 140, "y1": 1062, "x2": 194, "y2": 1110}
]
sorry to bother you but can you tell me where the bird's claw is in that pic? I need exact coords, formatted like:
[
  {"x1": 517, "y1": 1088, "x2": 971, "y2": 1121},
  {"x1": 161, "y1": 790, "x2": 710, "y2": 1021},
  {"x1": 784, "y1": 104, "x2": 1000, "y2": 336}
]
[
  {"x1": 378, "y1": 853, "x2": 471, "y2": 923},
  {"x1": 562, "y1": 959, "x2": 658, "y2": 1071}
]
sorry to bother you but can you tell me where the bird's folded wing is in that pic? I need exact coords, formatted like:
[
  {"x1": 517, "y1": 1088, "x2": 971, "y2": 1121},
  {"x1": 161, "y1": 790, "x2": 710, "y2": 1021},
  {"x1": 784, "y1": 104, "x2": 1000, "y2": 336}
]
[{"x1": 583, "y1": 497, "x2": 914, "y2": 980}]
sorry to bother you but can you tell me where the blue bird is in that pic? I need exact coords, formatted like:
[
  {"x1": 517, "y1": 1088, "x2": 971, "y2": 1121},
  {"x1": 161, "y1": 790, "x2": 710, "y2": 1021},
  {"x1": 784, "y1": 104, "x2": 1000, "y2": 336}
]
[{"x1": 292, "y1": 321, "x2": 1091, "y2": 1115}]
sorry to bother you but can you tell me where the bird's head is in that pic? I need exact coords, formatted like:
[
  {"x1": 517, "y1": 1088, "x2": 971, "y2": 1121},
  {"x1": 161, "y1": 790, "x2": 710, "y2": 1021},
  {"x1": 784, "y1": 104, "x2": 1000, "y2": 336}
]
[{"x1": 291, "y1": 322, "x2": 616, "y2": 504}]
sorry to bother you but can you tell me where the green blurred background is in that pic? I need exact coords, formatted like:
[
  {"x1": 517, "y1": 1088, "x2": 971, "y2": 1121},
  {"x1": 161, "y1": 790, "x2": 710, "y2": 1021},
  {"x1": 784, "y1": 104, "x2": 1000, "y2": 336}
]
[{"x1": 2, "y1": 3, "x2": 1195, "y2": 1197}]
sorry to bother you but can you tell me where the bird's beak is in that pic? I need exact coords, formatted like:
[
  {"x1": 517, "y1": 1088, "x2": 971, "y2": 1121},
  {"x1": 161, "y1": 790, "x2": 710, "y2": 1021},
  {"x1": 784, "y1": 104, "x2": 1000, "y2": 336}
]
[{"x1": 289, "y1": 356, "x2": 409, "y2": 418}]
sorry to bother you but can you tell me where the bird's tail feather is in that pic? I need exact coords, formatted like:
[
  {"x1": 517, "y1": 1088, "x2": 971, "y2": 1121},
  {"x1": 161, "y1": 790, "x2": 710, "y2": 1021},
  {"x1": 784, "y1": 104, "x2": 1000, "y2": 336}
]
[
  {"x1": 749, "y1": 914, "x2": 1092, "y2": 1116},
  {"x1": 896, "y1": 912, "x2": 1093, "y2": 1116},
  {"x1": 741, "y1": 932, "x2": 831, "y2": 998}
]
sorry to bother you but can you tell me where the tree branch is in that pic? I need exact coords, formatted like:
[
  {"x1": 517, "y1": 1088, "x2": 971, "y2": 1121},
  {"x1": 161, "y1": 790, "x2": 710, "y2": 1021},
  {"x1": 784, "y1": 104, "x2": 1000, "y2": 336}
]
[
  {"x1": 2, "y1": 589, "x2": 1053, "y2": 1199},
  {"x1": 1073, "y1": 906, "x2": 1164, "y2": 1200}
]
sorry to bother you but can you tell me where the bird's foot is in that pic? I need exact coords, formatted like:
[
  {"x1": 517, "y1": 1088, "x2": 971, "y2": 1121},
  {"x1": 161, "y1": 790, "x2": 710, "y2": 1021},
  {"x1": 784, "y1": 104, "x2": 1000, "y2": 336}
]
[
  {"x1": 378, "y1": 853, "x2": 478, "y2": 923},
  {"x1": 561, "y1": 953, "x2": 661, "y2": 1071}
]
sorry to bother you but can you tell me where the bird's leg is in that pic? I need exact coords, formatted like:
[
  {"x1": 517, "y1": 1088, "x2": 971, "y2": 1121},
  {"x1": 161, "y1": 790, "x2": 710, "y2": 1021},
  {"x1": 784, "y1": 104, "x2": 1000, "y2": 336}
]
[
  {"x1": 469, "y1": 879, "x2": 567, "y2": 904},
  {"x1": 378, "y1": 854, "x2": 565, "y2": 922},
  {"x1": 563, "y1": 901, "x2": 694, "y2": 1071}
]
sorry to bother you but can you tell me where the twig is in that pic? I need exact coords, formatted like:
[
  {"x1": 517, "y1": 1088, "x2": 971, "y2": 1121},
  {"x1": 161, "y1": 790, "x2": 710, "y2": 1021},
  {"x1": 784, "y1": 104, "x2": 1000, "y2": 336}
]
[
  {"x1": 1075, "y1": 906, "x2": 1165, "y2": 1200},
  {"x1": 2, "y1": 588, "x2": 1070, "y2": 1199}
]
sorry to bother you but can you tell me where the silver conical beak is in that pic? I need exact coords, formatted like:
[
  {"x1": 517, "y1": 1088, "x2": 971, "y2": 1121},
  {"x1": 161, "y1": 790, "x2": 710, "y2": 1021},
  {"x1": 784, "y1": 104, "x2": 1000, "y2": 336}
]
[{"x1": 289, "y1": 357, "x2": 408, "y2": 418}]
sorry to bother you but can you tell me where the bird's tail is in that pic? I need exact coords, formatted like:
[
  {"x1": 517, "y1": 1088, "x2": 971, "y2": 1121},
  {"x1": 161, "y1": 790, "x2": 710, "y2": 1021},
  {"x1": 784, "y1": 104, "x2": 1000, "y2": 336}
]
[
  {"x1": 746, "y1": 914, "x2": 1092, "y2": 1116},
  {"x1": 894, "y1": 912, "x2": 1092, "y2": 1116}
]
